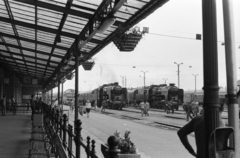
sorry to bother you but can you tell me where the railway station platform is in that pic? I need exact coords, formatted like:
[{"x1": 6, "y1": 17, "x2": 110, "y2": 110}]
[{"x1": 0, "y1": 112, "x2": 31, "y2": 158}]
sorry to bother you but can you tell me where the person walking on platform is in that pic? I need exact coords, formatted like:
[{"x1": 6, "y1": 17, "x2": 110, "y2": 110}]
[
  {"x1": 139, "y1": 100, "x2": 148, "y2": 117},
  {"x1": 11, "y1": 96, "x2": 16, "y2": 115},
  {"x1": 1, "y1": 94, "x2": 7, "y2": 116},
  {"x1": 79, "y1": 101, "x2": 84, "y2": 116},
  {"x1": 85, "y1": 100, "x2": 91, "y2": 117},
  {"x1": 145, "y1": 100, "x2": 150, "y2": 116},
  {"x1": 177, "y1": 104, "x2": 225, "y2": 158},
  {"x1": 37, "y1": 97, "x2": 42, "y2": 113},
  {"x1": 30, "y1": 95, "x2": 35, "y2": 120}
]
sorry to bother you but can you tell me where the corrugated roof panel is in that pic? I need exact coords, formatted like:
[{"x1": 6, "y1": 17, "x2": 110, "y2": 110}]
[
  {"x1": 50, "y1": 56, "x2": 61, "y2": 62},
  {"x1": 37, "y1": 64, "x2": 46, "y2": 68},
  {"x1": 0, "y1": 44, "x2": 8, "y2": 51},
  {"x1": 37, "y1": 54, "x2": 49, "y2": 59},
  {"x1": 8, "y1": 47, "x2": 21, "y2": 53},
  {"x1": 0, "y1": 2, "x2": 9, "y2": 18},
  {"x1": 22, "y1": 50, "x2": 35, "y2": 56},
  {"x1": 0, "y1": 52, "x2": 10, "y2": 57},
  {"x1": 73, "y1": 0, "x2": 100, "y2": 9},
  {"x1": 37, "y1": 44, "x2": 52, "y2": 53},
  {"x1": 3, "y1": 37, "x2": 18, "y2": 45},
  {"x1": 16, "y1": 60, "x2": 24, "y2": 64},
  {"x1": 37, "y1": 60, "x2": 47, "y2": 65},
  {"x1": 38, "y1": 0, "x2": 67, "y2": 7},
  {"x1": 12, "y1": 55, "x2": 22, "y2": 60}
]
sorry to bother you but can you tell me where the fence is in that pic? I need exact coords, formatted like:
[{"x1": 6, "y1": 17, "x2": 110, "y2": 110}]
[
  {"x1": 42, "y1": 103, "x2": 100, "y2": 158},
  {"x1": 42, "y1": 103, "x2": 129, "y2": 158}
]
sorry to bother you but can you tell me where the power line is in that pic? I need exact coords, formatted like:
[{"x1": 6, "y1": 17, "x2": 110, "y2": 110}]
[{"x1": 147, "y1": 32, "x2": 240, "y2": 43}]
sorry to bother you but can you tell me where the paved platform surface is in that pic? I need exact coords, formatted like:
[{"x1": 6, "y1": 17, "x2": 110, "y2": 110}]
[{"x1": 0, "y1": 112, "x2": 31, "y2": 158}]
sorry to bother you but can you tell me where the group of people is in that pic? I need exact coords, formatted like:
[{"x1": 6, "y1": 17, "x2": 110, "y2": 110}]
[
  {"x1": 0, "y1": 94, "x2": 16, "y2": 116},
  {"x1": 139, "y1": 100, "x2": 150, "y2": 117},
  {"x1": 29, "y1": 95, "x2": 43, "y2": 120},
  {"x1": 78, "y1": 100, "x2": 92, "y2": 117}
]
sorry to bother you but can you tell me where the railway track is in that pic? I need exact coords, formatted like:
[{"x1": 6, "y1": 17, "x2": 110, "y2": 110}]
[
  {"x1": 99, "y1": 110, "x2": 182, "y2": 130},
  {"x1": 121, "y1": 115, "x2": 182, "y2": 129}
]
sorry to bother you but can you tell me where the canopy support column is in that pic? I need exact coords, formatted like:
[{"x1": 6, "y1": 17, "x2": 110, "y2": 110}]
[
  {"x1": 51, "y1": 89, "x2": 53, "y2": 106},
  {"x1": 222, "y1": 0, "x2": 240, "y2": 157},
  {"x1": 58, "y1": 82, "x2": 60, "y2": 108},
  {"x1": 61, "y1": 82, "x2": 64, "y2": 116},
  {"x1": 74, "y1": 48, "x2": 79, "y2": 132},
  {"x1": 202, "y1": 0, "x2": 220, "y2": 158}
]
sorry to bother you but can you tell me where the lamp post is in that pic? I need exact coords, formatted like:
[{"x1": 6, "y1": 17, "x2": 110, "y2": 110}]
[
  {"x1": 192, "y1": 74, "x2": 198, "y2": 93},
  {"x1": 141, "y1": 71, "x2": 148, "y2": 88},
  {"x1": 163, "y1": 78, "x2": 168, "y2": 84},
  {"x1": 120, "y1": 76, "x2": 125, "y2": 87},
  {"x1": 174, "y1": 62, "x2": 183, "y2": 88}
]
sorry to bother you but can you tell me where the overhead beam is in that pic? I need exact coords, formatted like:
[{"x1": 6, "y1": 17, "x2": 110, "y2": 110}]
[
  {"x1": 13, "y1": 0, "x2": 123, "y2": 26},
  {"x1": 0, "y1": 55, "x2": 56, "y2": 68},
  {"x1": 0, "y1": 48, "x2": 58, "y2": 64},
  {"x1": 85, "y1": 0, "x2": 170, "y2": 60},
  {"x1": 0, "y1": 32, "x2": 68, "y2": 50},
  {"x1": 42, "y1": 0, "x2": 74, "y2": 80},
  {"x1": 15, "y1": 0, "x2": 92, "y2": 19},
  {"x1": 0, "y1": 41, "x2": 63, "y2": 58},
  {"x1": 0, "y1": 59, "x2": 53, "y2": 74},
  {"x1": 0, "y1": 59, "x2": 48, "y2": 72},
  {"x1": 5, "y1": 63, "x2": 46, "y2": 72},
  {"x1": 43, "y1": 0, "x2": 117, "y2": 88},
  {"x1": 0, "y1": 16, "x2": 104, "y2": 45}
]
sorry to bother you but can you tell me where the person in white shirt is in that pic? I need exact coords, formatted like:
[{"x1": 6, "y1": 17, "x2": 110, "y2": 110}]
[
  {"x1": 85, "y1": 100, "x2": 91, "y2": 117},
  {"x1": 139, "y1": 100, "x2": 145, "y2": 117}
]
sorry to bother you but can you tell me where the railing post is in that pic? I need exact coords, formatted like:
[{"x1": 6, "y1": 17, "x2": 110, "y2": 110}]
[
  {"x1": 63, "y1": 114, "x2": 68, "y2": 149},
  {"x1": 60, "y1": 116, "x2": 62, "y2": 139},
  {"x1": 68, "y1": 125, "x2": 73, "y2": 158},
  {"x1": 87, "y1": 137, "x2": 91, "y2": 158},
  {"x1": 52, "y1": 108, "x2": 55, "y2": 126},
  {"x1": 74, "y1": 119, "x2": 82, "y2": 158},
  {"x1": 106, "y1": 136, "x2": 120, "y2": 158},
  {"x1": 56, "y1": 110, "x2": 59, "y2": 133},
  {"x1": 91, "y1": 140, "x2": 96, "y2": 157}
]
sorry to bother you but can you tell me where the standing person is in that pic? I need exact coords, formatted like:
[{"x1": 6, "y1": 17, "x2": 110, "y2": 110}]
[
  {"x1": 30, "y1": 95, "x2": 35, "y2": 120},
  {"x1": 139, "y1": 100, "x2": 145, "y2": 117},
  {"x1": 11, "y1": 96, "x2": 16, "y2": 115},
  {"x1": 145, "y1": 100, "x2": 150, "y2": 116},
  {"x1": 177, "y1": 104, "x2": 225, "y2": 158},
  {"x1": 78, "y1": 101, "x2": 84, "y2": 116},
  {"x1": 85, "y1": 100, "x2": 91, "y2": 117},
  {"x1": 1, "y1": 94, "x2": 7, "y2": 116},
  {"x1": 38, "y1": 97, "x2": 42, "y2": 113}
]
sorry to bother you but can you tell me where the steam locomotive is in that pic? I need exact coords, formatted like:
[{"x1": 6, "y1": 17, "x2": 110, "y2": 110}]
[
  {"x1": 78, "y1": 82, "x2": 127, "y2": 110},
  {"x1": 127, "y1": 83, "x2": 184, "y2": 109}
]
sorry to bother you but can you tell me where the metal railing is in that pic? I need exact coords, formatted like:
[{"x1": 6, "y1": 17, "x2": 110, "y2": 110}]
[{"x1": 42, "y1": 103, "x2": 100, "y2": 158}]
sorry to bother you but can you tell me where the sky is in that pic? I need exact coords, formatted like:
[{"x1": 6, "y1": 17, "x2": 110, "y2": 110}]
[{"x1": 53, "y1": 0, "x2": 240, "y2": 93}]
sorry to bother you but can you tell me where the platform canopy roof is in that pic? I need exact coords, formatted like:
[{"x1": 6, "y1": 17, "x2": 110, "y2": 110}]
[{"x1": 0, "y1": 0, "x2": 168, "y2": 91}]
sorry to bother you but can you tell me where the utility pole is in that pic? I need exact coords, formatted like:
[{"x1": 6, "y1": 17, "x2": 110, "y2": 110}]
[
  {"x1": 192, "y1": 74, "x2": 198, "y2": 93},
  {"x1": 174, "y1": 62, "x2": 183, "y2": 88},
  {"x1": 141, "y1": 71, "x2": 148, "y2": 88},
  {"x1": 125, "y1": 77, "x2": 127, "y2": 88},
  {"x1": 163, "y1": 78, "x2": 168, "y2": 84},
  {"x1": 120, "y1": 76, "x2": 125, "y2": 87}
]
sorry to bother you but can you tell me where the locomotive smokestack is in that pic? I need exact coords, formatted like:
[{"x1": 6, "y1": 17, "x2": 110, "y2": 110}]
[{"x1": 169, "y1": 83, "x2": 175, "y2": 86}]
